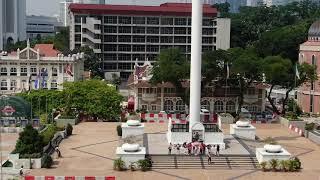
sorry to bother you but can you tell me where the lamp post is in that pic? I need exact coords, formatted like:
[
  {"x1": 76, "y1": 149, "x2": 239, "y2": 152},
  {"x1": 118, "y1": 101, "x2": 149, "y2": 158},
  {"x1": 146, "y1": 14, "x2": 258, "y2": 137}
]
[{"x1": 0, "y1": 95, "x2": 7, "y2": 180}]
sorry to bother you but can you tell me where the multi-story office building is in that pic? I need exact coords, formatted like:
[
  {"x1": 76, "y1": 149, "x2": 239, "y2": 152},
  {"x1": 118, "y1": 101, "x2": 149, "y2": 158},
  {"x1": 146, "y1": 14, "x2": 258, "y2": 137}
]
[
  {"x1": 263, "y1": 0, "x2": 301, "y2": 7},
  {"x1": 0, "y1": 42, "x2": 84, "y2": 95},
  {"x1": 69, "y1": 3, "x2": 231, "y2": 79},
  {"x1": 297, "y1": 20, "x2": 320, "y2": 115},
  {"x1": 26, "y1": 15, "x2": 60, "y2": 40},
  {"x1": 0, "y1": 0, "x2": 26, "y2": 50}
]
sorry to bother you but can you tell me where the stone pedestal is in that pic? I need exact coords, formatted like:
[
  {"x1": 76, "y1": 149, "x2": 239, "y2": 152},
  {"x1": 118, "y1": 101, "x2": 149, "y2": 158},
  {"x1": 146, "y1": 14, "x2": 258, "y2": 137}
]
[
  {"x1": 116, "y1": 147, "x2": 146, "y2": 168},
  {"x1": 256, "y1": 148, "x2": 291, "y2": 163},
  {"x1": 121, "y1": 123, "x2": 144, "y2": 139},
  {"x1": 230, "y1": 124, "x2": 256, "y2": 140}
]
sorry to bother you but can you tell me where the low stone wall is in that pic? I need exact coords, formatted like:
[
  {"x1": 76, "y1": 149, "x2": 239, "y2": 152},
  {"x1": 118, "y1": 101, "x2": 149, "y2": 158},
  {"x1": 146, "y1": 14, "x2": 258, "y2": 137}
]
[
  {"x1": 55, "y1": 118, "x2": 78, "y2": 128},
  {"x1": 0, "y1": 127, "x2": 23, "y2": 133},
  {"x1": 280, "y1": 117, "x2": 306, "y2": 130},
  {"x1": 308, "y1": 131, "x2": 320, "y2": 145},
  {"x1": 8, "y1": 153, "x2": 42, "y2": 169}
]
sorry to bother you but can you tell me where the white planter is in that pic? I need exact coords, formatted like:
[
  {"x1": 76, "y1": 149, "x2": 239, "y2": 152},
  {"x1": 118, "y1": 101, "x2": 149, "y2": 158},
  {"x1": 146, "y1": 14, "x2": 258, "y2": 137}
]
[
  {"x1": 126, "y1": 120, "x2": 141, "y2": 126},
  {"x1": 264, "y1": 144, "x2": 282, "y2": 153},
  {"x1": 116, "y1": 146, "x2": 146, "y2": 168},
  {"x1": 230, "y1": 123, "x2": 256, "y2": 140},
  {"x1": 122, "y1": 143, "x2": 140, "y2": 152},
  {"x1": 121, "y1": 122, "x2": 144, "y2": 139},
  {"x1": 256, "y1": 146, "x2": 291, "y2": 164},
  {"x1": 236, "y1": 121, "x2": 250, "y2": 127}
]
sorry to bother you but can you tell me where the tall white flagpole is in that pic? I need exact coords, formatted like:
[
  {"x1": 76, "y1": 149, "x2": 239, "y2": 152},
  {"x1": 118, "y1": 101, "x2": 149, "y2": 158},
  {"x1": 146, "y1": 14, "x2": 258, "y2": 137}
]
[{"x1": 189, "y1": 0, "x2": 203, "y2": 131}]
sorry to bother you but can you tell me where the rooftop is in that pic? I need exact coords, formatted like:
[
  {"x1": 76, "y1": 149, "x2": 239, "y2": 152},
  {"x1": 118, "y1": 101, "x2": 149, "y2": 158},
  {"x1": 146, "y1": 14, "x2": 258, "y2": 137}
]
[{"x1": 69, "y1": 3, "x2": 218, "y2": 17}]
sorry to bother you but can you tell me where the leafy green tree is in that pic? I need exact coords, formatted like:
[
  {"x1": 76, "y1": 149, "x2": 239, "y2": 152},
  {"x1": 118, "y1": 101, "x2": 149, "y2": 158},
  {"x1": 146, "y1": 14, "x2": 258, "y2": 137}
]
[
  {"x1": 151, "y1": 48, "x2": 190, "y2": 105},
  {"x1": 62, "y1": 79, "x2": 123, "y2": 120},
  {"x1": 230, "y1": 48, "x2": 264, "y2": 113},
  {"x1": 213, "y1": 2, "x2": 230, "y2": 17},
  {"x1": 70, "y1": 46, "x2": 103, "y2": 78},
  {"x1": 53, "y1": 27, "x2": 70, "y2": 53},
  {"x1": 15, "y1": 124, "x2": 44, "y2": 155},
  {"x1": 263, "y1": 56, "x2": 317, "y2": 114}
]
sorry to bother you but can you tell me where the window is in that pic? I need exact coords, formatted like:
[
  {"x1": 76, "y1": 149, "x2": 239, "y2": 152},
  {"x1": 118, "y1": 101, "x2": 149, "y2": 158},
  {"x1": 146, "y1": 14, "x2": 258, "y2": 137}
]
[
  {"x1": 147, "y1": 17, "x2": 159, "y2": 25},
  {"x1": 118, "y1": 26, "x2": 131, "y2": 33},
  {"x1": 164, "y1": 88, "x2": 175, "y2": 93},
  {"x1": 10, "y1": 80, "x2": 17, "y2": 90},
  {"x1": 132, "y1": 45, "x2": 145, "y2": 52},
  {"x1": 118, "y1": 35, "x2": 131, "y2": 42},
  {"x1": 75, "y1": 34, "x2": 81, "y2": 42},
  {"x1": 0, "y1": 67, "x2": 7, "y2": 76},
  {"x1": 0, "y1": 80, "x2": 7, "y2": 90},
  {"x1": 133, "y1": 27, "x2": 145, "y2": 34},
  {"x1": 164, "y1": 100, "x2": 174, "y2": 111},
  {"x1": 147, "y1": 36, "x2": 159, "y2": 43},
  {"x1": 201, "y1": 100, "x2": 210, "y2": 110},
  {"x1": 30, "y1": 67, "x2": 37, "y2": 76},
  {"x1": 142, "y1": 104, "x2": 148, "y2": 110},
  {"x1": 176, "y1": 100, "x2": 185, "y2": 111},
  {"x1": 214, "y1": 101, "x2": 224, "y2": 112},
  {"x1": 104, "y1": 63, "x2": 117, "y2": 70},
  {"x1": 146, "y1": 45, "x2": 159, "y2": 52},
  {"x1": 203, "y1": 28, "x2": 213, "y2": 35},
  {"x1": 118, "y1": 54, "x2": 131, "y2": 61},
  {"x1": 118, "y1": 16, "x2": 131, "y2": 24},
  {"x1": 312, "y1": 55, "x2": 317, "y2": 71},
  {"x1": 174, "y1": 27, "x2": 186, "y2": 34},
  {"x1": 104, "y1": 26, "x2": 117, "y2": 33},
  {"x1": 51, "y1": 80, "x2": 57, "y2": 89},
  {"x1": 202, "y1": 19, "x2": 213, "y2": 26},
  {"x1": 10, "y1": 67, "x2": 17, "y2": 76},
  {"x1": 118, "y1": 44, "x2": 131, "y2": 52},
  {"x1": 174, "y1": 37, "x2": 186, "y2": 43},
  {"x1": 299, "y1": 53, "x2": 304, "y2": 63},
  {"x1": 247, "y1": 105, "x2": 257, "y2": 112},
  {"x1": 105, "y1": 35, "x2": 117, "y2": 42},
  {"x1": 133, "y1": 17, "x2": 145, "y2": 24},
  {"x1": 174, "y1": 18, "x2": 186, "y2": 25},
  {"x1": 151, "y1": 105, "x2": 157, "y2": 111},
  {"x1": 160, "y1": 36, "x2": 173, "y2": 43},
  {"x1": 203, "y1": 37, "x2": 213, "y2": 44},
  {"x1": 147, "y1": 27, "x2": 159, "y2": 34},
  {"x1": 20, "y1": 67, "x2": 27, "y2": 76},
  {"x1": 132, "y1": 36, "x2": 145, "y2": 43},
  {"x1": 226, "y1": 101, "x2": 235, "y2": 112},
  {"x1": 104, "y1": 16, "x2": 117, "y2": 24},
  {"x1": 161, "y1": 17, "x2": 173, "y2": 25},
  {"x1": 118, "y1": 63, "x2": 132, "y2": 70},
  {"x1": 52, "y1": 68, "x2": 58, "y2": 76},
  {"x1": 161, "y1": 27, "x2": 173, "y2": 34},
  {"x1": 310, "y1": 95, "x2": 314, "y2": 113}
]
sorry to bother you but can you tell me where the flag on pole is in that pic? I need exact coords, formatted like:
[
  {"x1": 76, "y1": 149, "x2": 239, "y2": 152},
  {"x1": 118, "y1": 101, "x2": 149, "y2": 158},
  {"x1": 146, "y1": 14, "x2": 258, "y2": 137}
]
[
  {"x1": 34, "y1": 70, "x2": 40, "y2": 90},
  {"x1": 226, "y1": 62, "x2": 230, "y2": 79},
  {"x1": 295, "y1": 64, "x2": 300, "y2": 80}
]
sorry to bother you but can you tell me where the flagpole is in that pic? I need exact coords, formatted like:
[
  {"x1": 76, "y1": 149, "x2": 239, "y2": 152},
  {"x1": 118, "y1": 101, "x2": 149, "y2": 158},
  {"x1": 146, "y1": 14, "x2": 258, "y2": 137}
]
[{"x1": 293, "y1": 63, "x2": 297, "y2": 115}]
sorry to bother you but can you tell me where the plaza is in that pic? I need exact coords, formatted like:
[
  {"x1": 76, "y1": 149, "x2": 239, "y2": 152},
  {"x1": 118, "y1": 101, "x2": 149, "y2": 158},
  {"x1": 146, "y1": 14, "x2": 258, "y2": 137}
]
[{"x1": 28, "y1": 122, "x2": 320, "y2": 179}]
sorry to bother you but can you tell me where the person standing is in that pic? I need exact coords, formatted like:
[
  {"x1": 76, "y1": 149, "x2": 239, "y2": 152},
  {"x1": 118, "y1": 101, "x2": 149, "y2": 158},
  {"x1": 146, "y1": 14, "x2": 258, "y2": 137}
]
[
  {"x1": 19, "y1": 165, "x2": 24, "y2": 177},
  {"x1": 168, "y1": 143, "x2": 172, "y2": 154},
  {"x1": 207, "y1": 152, "x2": 212, "y2": 164},
  {"x1": 216, "y1": 144, "x2": 220, "y2": 156}
]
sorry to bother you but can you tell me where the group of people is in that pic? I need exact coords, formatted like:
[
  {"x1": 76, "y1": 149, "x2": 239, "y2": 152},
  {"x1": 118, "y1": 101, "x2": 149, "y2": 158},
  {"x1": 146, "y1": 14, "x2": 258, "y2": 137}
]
[{"x1": 168, "y1": 142, "x2": 220, "y2": 157}]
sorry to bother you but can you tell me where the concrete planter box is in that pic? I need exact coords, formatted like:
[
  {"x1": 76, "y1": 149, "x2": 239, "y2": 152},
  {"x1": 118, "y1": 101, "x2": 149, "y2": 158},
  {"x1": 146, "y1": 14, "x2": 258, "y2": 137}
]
[
  {"x1": 8, "y1": 153, "x2": 42, "y2": 169},
  {"x1": 256, "y1": 147, "x2": 291, "y2": 164},
  {"x1": 121, "y1": 123, "x2": 144, "y2": 139},
  {"x1": 230, "y1": 124, "x2": 256, "y2": 140},
  {"x1": 204, "y1": 132, "x2": 225, "y2": 149},
  {"x1": 218, "y1": 114, "x2": 235, "y2": 124},
  {"x1": 116, "y1": 147, "x2": 146, "y2": 168},
  {"x1": 308, "y1": 131, "x2": 320, "y2": 145},
  {"x1": 55, "y1": 118, "x2": 78, "y2": 128},
  {"x1": 280, "y1": 117, "x2": 306, "y2": 130}
]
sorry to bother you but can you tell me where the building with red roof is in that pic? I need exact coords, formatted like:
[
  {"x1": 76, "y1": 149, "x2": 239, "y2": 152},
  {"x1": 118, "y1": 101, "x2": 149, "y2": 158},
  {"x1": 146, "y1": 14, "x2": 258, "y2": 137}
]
[
  {"x1": 69, "y1": 3, "x2": 230, "y2": 79},
  {"x1": 0, "y1": 41, "x2": 84, "y2": 95},
  {"x1": 127, "y1": 61, "x2": 267, "y2": 114}
]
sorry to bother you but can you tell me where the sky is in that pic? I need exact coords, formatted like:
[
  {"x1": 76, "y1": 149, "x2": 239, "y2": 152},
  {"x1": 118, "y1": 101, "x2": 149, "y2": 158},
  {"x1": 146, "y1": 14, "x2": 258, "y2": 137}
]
[{"x1": 26, "y1": 0, "x2": 181, "y2": 16}]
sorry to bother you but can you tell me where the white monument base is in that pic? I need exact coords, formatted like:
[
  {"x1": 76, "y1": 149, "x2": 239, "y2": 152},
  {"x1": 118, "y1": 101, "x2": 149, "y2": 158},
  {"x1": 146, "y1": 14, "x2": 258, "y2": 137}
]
[
  {"x1": 230, "y1": 124, "x2": 256, "y2": 140},
  {"x1": 121, "y1": 123, "x2": 144, "y2": 138},
  {"x1": 256, "y1": 148, "x2": 291, "y2": 164},
  {"x1": 166, "y1": 131, "x2": 225, "y2": 149},
  {"x1": 116, "y1": 147, "x2": 146, "y2": 168}
]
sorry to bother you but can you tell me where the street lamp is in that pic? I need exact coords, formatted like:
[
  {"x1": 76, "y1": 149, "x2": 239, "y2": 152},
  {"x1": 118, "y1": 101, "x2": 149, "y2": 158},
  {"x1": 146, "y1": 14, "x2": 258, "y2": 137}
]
[{"x1": 0, "y1": 95, "x2": 7, "y2": 180}]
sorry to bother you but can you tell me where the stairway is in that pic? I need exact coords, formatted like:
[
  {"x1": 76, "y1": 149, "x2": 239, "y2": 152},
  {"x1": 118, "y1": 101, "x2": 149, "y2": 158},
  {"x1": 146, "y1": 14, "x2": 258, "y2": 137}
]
[{"x1": 150, "y1": 155, "x2": 258, "y2": 170}]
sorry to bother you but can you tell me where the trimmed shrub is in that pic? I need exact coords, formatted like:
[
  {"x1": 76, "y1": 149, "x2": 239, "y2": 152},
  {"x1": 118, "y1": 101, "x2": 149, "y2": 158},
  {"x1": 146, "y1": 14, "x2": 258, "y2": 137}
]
[
  {"x1": 66, "y1": 123, "x2": 73, "y2": 136},
  {"x1": 113, "y1": 158, "x2": 126, "y2": 171},
  {"x1": 42, "y1": 154, "x2": 53, "y2": 168},
  {"x1": 279, "y1": 160, "x2": 289, "y2": 171},
  {"x1": 20, "y1": 153, "x2": 42, "y2": 159},
  {"x1": 259, "y1": 161, "x2": 267, "y2": 171},
  {"x1": 305, "y1": 123, "x2": 315, "y2": 131},
  {"x1": 137, "y1": 159, "x2": 152, "y2": 171},
  {"x1": 269, "y1": 159, "x2": 278, "y2": 171},
  {"x1": 291, "y1": 157, "x2": 301, "y2": 170},
  {"x1": 15, "y1": 124, "x2": 44, "y2": 155},
  {"x1": 116, "y1": 125, "x2": 122, "y2": 136},
  {"x1": 40, "y1": 124, "x2": 58, "y2": 145}
]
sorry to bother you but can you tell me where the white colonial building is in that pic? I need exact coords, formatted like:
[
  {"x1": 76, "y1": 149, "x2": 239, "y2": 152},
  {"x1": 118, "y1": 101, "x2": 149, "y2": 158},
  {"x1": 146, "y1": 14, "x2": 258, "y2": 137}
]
[{"x1": 0, "y1": 42, "x2": 84, "y2": 95}]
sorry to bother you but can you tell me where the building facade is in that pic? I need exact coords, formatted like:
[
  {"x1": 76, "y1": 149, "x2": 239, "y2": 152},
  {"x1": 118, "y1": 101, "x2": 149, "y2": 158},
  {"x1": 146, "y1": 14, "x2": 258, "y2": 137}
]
[
  {"x1": 0, "y1": 0, "x2": 26, "y2": 50},
  {"x1": 127, "y1": 61, "x2": 267, "y2": 114},
  {"x1": 69, "y1": 3, "x2": 231, "y2": 79},
  {"x1": 297, "y1": 20, "x2": 320, "y2": 115},
  {"x1": 27, "y1": 15, "x2": 60, "y2": 40},
  {"x1": 262, "y1": 0, "x2": 300, "y2": 7},
  {"x1": 0, "y1": 42, "x2": 84, "y2": 95}
]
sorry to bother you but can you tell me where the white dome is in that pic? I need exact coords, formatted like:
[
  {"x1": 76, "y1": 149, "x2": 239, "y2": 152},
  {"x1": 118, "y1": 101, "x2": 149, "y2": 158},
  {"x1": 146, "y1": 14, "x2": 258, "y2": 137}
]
[
  {"x1": 126, "y1": 120, "x2": 141, "y2": 126},
  {"x1": 236, "y1": 121, "x2": 250, "y2": 127},
  {"x1": 122, "y1": 143, "x2": 140, "y2": 152},
  {"x1": 264, "y1": 144, "x2": 282, "y2": 153}
]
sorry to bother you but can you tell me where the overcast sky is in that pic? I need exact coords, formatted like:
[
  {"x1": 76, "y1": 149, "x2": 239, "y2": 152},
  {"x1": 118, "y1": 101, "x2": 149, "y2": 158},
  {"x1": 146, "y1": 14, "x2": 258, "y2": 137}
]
[{"x1": 27, "y1": 0, "x2": 181, "y2": 16}]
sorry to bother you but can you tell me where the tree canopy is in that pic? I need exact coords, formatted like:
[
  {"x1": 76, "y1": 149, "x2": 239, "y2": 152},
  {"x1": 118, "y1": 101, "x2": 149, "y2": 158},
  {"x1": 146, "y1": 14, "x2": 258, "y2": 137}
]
[{"x1": 15, "y1": 124, "x2": 44, "y2": 155}]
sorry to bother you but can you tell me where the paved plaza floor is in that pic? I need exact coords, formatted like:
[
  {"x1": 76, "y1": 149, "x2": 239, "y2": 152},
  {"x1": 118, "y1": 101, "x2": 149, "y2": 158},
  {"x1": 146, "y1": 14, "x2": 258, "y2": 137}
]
[{"x1": 28, "y1": 122, "x2": 320, "y2": 180}]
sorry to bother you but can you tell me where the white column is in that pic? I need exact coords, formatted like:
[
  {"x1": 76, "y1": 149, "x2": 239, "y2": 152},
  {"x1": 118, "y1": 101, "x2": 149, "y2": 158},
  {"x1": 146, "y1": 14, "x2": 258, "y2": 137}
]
[{"x1": 189, "y1": 0, "x2": 203, "y2": 130}]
